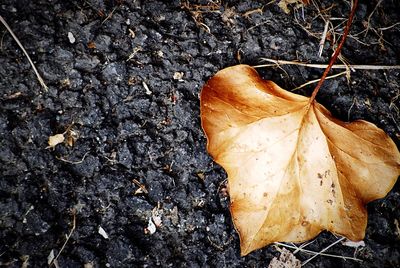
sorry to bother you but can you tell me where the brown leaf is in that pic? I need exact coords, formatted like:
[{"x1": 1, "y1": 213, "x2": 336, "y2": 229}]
[{"x1": 200, "y1": 65, "x2": 400, "y2": 256}]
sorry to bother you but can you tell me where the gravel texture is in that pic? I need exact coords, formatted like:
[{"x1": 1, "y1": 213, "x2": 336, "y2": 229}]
[{"x1": 0, "y1": 0, "x2": 399, "y2": 267}]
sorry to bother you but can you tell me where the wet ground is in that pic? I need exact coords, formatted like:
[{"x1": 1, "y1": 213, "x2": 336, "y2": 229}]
[{"x1": 0, "y1": 0, "x2": 399, "y2": 267}]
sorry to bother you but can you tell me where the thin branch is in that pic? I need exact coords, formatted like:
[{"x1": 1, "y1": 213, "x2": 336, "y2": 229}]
[
  {"x1": 257, "y1": 59, "x2": 400, "y2": 70},
  {"x1": 0, "y1": 15, "x2": 48, "y2": 91},
  {"x1": 318, "y1": 20, "x2": 330, "y2": 57},
  {"x1": 101, "y1": 6, "x2": 119, "y2": 25},
  {"x1": 361, "y1": 0, "x2": 383, "y2": 37},
  {"x1": 274, "y1": 241, "x2": 362, "y2": 263},
  {"x1": 50, "y1": 210, "x2": 76, "y2": 267},
  {"x1": 254, "y1": 59, "x2": 400, "y2": 70},
  {"x1": 309, "y1": 0, "x2": 358, "y2": 103},
  {"x1": 302, "y1": 237, "x2": 345, "y2": 265},
  {"x1": 292, "y1": 239, "x2": 317, "y2": 254},
  {"x1": 56, "y1": 152, "x2": 89, "y2": 164},
  {"x1": 292, "y1": 71, "x2": 347, "y2": 91},
  {"x1": 379, "y1": 21, "x2": 400, "y2": 31}
]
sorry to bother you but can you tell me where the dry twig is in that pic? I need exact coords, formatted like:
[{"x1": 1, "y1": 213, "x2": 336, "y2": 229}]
[
  {"x1": 309, "y1": 0, "x2": 358, "y2": 102},
  {"x1": 50, "y1": 209, "x2": 77, "y2": 267},
  {"x1": 57, "y1": 152, "x2": 89, "y2": 164},
  {"x1": 357, "y1": 0, "x2": 383, "y2": 37},
  {"x1": 0, "y1": 15, "x2": 48, "y2": 91},
  {"x1": 254, "y1": 58, "x2": 400, "y2": 70},
  {"x1": 318, "y1": 20, "x2": 330, "y2": 57},
  {"x1": 292, "y1": 71, "x2": 347, "y2": 91},
  {"x1": 274, "y1": 237, "x2": 362, "y2": 264}
]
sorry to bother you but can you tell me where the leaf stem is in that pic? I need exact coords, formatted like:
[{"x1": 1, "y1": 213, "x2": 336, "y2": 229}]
[{"x1": 309, "y1": 0, "x2": 358, "y2": 104}]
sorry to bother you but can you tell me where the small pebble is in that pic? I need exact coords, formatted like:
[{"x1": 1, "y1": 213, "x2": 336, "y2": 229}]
[{"x1": 68, "y1": 32, "x2": 76, "y2": 44}]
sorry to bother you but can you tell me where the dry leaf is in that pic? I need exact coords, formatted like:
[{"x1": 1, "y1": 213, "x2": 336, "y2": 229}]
[
  {"x1": 200, "y1": 65, "x2": 400, "y2": 256},
  {"x1": 87, "y1": 41, "x2": 96, "y2": 49},
  {"x1": 47, "y1": 133, "x2": 65, "y2": 149},
  {"x1": 152, "y1": 206, "x2": 163, "y2": 228},
  {"x1": 278, "y1": 0, "x2": 309, "y2": 14},
  {"x1": 144, "y1": 217, "x2": 156, "y2": 235},
  {"x1": 66, "y1": 129, "x2": 79, "y2": 147}
]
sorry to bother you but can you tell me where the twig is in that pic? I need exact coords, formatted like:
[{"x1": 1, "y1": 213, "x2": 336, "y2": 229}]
[
  {"x1": 242, "y1": 1, "x2": 274, "y2": 18},
  {"x1": 347, "y1": 97, "x2": 357, "y2": 121},
  {"x1": 0, "y1": 15, "x2": 48, "y2": 91},
  {"x1": 56, "y1": 152, "x2": 89, "y2": 164},
  {"x1": 101, "y1": 6, "x2": 118, "y2": 25},
  {"x1": 254, "y1": 59, "x2": 400, "y2": 70},
  {"x1": 318, "y1": 20, "x2": 330, "y2": 57},
  {"x1": 207, "y1": 236, "x2": 224, "y2": 251},
  {"x1": 292, "y1": 239, "x2": 316, "y2": 254},
  {"x1": 379, "y1": 21, "x2": 400, "y2": 31},
  {"x1": 292, "y1": 71, "x2": 347, "y2": 91},
  {"x1": 274, "y1": 241, "x2": 362, "y2": 262},
  {"x1": 302, "y1": 237, "x2": 345, "y2": 265},
  {"x1": 248, "y1": 20, "x2": 272, "y2": 31},
  {"x1": 308, "y1": 0, "x2": 358, "y2": 103},
  {"x1": 50, "y1": 210, "x2": 76, "y2": 267},
  {"x1": 360, "y1": 0, "x2": 383, "y2": 37}
]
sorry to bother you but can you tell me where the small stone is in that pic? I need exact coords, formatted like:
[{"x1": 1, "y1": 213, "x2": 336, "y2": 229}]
[
  {"x1": 173, "y1": 72, "x2": 184, "y2": 81},
  {"x1": 98, "y1": 226, "x2": 109, "y2": 239},
  {"x1": 68, "y1": 32, "x2": 76, "y2": 44},
  {"x1": 142, "y1": 82, "x2": 152, "y2": 95}
]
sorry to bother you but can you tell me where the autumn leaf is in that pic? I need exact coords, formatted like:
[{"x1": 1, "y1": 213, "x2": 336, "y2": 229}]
[{"x1": 200, "y1": 65, "x2": 400, "y2": 256}]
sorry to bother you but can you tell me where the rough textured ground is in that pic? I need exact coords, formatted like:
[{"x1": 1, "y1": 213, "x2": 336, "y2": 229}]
[{"x1": 0, "y1": 0, "x2": 399, "y2": 267}]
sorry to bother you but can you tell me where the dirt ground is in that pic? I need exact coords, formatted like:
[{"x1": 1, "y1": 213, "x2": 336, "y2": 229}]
[{"x1": 0, "y1": 0, "x2": 399, "y2": 267}]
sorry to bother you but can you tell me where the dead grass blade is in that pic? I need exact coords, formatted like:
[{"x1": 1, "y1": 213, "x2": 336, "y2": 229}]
[
  {"x1": 254, "y1": 58, "x2": 400, "y2": 70},
  {"x1": 0, "y1": 15, "x2": 48, "y2": 91}
]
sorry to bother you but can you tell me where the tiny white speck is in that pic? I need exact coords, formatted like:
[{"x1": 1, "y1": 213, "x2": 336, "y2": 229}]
[
  {"x1": 98, "y1": 226, "x2": 109, "y2": 239},
  {"x1": 146, "y1": 217, "x2": 156, "y2": 234},
  {"x1": 143, "y1": 81, "x2": 152, "y2": 95},
  {"x1": 68, "y1": 32, "x2": 75, "y2": 44}
]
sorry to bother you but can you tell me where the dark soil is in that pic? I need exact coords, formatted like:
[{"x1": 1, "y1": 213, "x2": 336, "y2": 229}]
[{"x1": 1, "y1": 0, "x2": 399, "y2": 267}]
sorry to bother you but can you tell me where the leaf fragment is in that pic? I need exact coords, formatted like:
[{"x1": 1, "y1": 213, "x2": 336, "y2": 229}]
[
  {"x1": 98, "y1": 226, "x2": 109, "y2": 239},
  {"x1": 47, "y1": 249, "x2": 55, "y2": 265},
  {"x1": 200, "y1": 65, "x2": 400, "y2": 255},
  {"x1": 278, "y1": 0, "x2": 309, "y2": 14},
  {"x1": 47, "y1": 133, "x2": 65, "y2": 149},
  {"x1": 145, "y1": 217, "x2": 156, "y2": 235}
]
